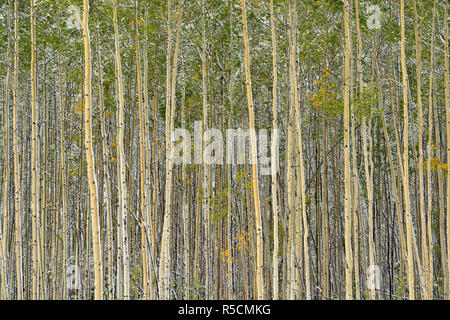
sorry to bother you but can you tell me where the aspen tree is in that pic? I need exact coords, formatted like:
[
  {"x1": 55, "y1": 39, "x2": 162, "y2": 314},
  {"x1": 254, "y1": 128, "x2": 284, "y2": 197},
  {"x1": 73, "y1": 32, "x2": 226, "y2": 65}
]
[
  {"x1": 134, "y1": 0, "x2": 149, "y2": 300},
  {"x1": 286, "y1": 1, "x2": 296, "y2": 299},
  {"x1": 112, "y1": 0, "x2": 130, "y2": 299},
  {"x1": 294, "y1": 146, "x2": 303, "y2": 299},
  {"x1": 30, "y1": 0, "x2": 39, "y2": 300},
  {"x1": 368, "y1": 125, "x2": 376, "y2": 296},
  {"x1": 226, "y1": 0, "x2": 234, "y2": 299},
  {"x1": 0, "y1": 106, "x2": 6, "y2": 295},
  {"x1": 81, "y1": 0, "x2": 102, "y2": 300},
  {"x1": 354, "y1": 0, "x2": 363, "y2": 300},
  {"x1": 151, "y1": 95, "x2": 158, "y2": 294},
  {"x1": 351, "y1": 92, "x2": 360, "y2": 299},
  {"x1": 13, "y1": 0, "x2": 23, "y2": 300},
  {"x1": 201, "y1": 0, "x2": 210, "y2": 298},
  {"x1": 171, "y1": 0, "x2": 184, "y2": 296},
  {"x1": 426, "y1": 0, "x2": 437, "y2": 299},
  {"x1": 1, "y1": 3, "x2": 12, "y2": 300},
  {"x1": 240, "y1": 0, "x2": 264, "y2": 299},
  {"x1": 444, "y1": 1, "x2": 450, "y2": 300},
  {"x1": 35, "y1": 110, "x2": 41, "y2": 298},
  {"x1": 433, "y1": 104, "x2": 447, "y2": 296},
  {"x1": 351, "y1": 98, "x2": 360, "y2": 299},
  {"x1": 291, "y1": 0, "x2": 302, "y2": 300},
  {"x1": 343, "y1": 0, "x2": 353, "y2": 300},
  {"x1": 321, "y1": 116, "x2": 329, "y2": 299},
  {"x1": 287, "y1": 0, "x2": 310, "y2": 300},
  {"x1": 321, "y1": 26, "x2": 330, "y2": 298},
  {"x1": 40, "y1": 60, "x2": 48, "y2": 300},
  {"x1": 400, "y1": 0, "x2": 415, "y2": 299},
  {"x1": 269, "y1": 0, "x2": 279, "y2": 300},
  {"x1": 159, "y1": 0, "x2": 172, "y2": 299},
  {"x1": 96, "y1": 25, "x2": 113, "y2": 300},
  {"x1": 226, "y1": 119, "x2": 232, "y2": 298},
  {"x1": 286, "y1": 54, "x2": 295, "y2": 300},
  {"x1": 413, "y1": 0, "x2": 429, "y2": 298},
  {"x1": 364, "y1": 18, "x2": 378, "y2": 300},
  {"x1": 1, "y1": 97, "x2": 8, "y2": 299},
  {"x1": 142, "y1": 9, "x2": 156, "y2": 299},
  {"x1": 159, "y1": 0, "x2": 183, "y2": 299},
  {"x1": 57, "y1": 52, "x2": 68, "y2": 300},
  {"x1": 180, "y1": 60, "x2": 189, "y2": 299},
  {"x1": 362, "y1": 119, "x2": 375, "y2": 299},
  {"x1": 412, "y1": 218, "x2": 427, "y2": 299}
]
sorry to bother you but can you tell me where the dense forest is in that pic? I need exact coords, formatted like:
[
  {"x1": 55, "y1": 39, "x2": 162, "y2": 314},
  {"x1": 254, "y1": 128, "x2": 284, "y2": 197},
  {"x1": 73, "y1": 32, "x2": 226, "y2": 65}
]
[{"x1": 0, "y1": 0, "x2": 449, "y2": 300}]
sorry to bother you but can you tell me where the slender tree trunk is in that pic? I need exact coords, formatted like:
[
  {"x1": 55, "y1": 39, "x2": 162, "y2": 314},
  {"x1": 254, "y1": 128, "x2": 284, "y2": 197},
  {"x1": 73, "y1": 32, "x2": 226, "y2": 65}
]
[
  {"x1": 159, "y1": 0, "x2": 183, "y2": 299},
  {"x1": 413, "y1": 0, "x2": 429, "y2": 299},
  {"x1": 200, "y1": 0, "x2": 210, "y2": 298},
  {"x1": 287, "y1": 0, "x2": 311, "y2": 299},
  {"x1": 400, "y1": 0, "x2": 415, "y2": 299},
  {"x1": 82, "y1": 0, "x2": 102, "y2": 300},
  {"x1": 96, "y1": 25, "x2": 113, "y2": 300},
  {"x1": 13, "y1": 0, "x2": 23, "y2": 300},
  {"x1": 343, "y1": 0, "x2": 353, "y2": 300},
  {"x1": 444, "y1": 1, "x2": 450, "y2": 300},
  {"x1": 426, "y1": 0, "x2": 437, "y2": 300},
  {"x1": 240, "y1": 0, "x2": 264, "y2": 300},
  {"x1": 354, "y1": 0, "x2": 363, "y2": 300},
  {"x1": 1, "y1": 4, "x2": 12, "y2": 300},
  {"x1": 226, "y1": 0, "x2": 234, "y2": 300},
  {"x1": 134, "y1": 0, "x2": 149, "y2": 300},
  {"x1": 269, "y1": 0, "x2": 279, "y2": 300},
  {"x1": 30, "y1": 0, "x2": 39, "y2": 300},
  {"x1": 112, "y1": 0, "x2": 130, "y2": 299}
]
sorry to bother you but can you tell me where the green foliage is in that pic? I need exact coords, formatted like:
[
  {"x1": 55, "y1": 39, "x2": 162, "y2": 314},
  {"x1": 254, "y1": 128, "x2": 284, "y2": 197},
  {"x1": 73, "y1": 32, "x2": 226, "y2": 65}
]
[
  {"x1": 181, "y1": 279, "x2": 204, "y2": 300},
  {"x1": 309, "y1": 69, "x2": 343, "y2": 120},
  {"x1": 210, "y1": 189, "x2": 228, "y2": 222},
  {"x1": 394, "y1": 274, "x2": 408, "y2": 299},
  {"x1": 352, "y1": 83, "x2": 378, "y2": 122}
]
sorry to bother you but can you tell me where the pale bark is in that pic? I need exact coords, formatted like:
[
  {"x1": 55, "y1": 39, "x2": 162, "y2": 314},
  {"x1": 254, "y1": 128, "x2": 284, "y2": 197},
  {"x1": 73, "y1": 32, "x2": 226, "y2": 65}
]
[
  {"x1": 134, "y1": 0, "x2": 149, "y2": 300},
  {"x1": 13, "y1": 0, "x2": 23, "y2": 300},
  {"x1": 343, "y1": 0, "x2": 353, "y2": 300},
  {"x1": 400, "y1": 0, "x2": 415, "y2": 299},
  {"x1": 444, "y1": 1, "x2": 450, "y2": 300},
  {"x1": 159, "y1": 0, "x2": 183, "y2": 299},
  {"x1": 413, "y1": 0, "x2": 429, "y2": 299},
  {"x1": 240, "y1": 0, "x2": 264, "y2": 299},
  {"x1": 269, "y1": 0, "x2": 279, "y2": 300},
  {"x1": 426, "y1": 0, "x2": 436, "y2": 299},
  {"x1": 82, "y1": 0, "x2": 102, "y2": 300}
]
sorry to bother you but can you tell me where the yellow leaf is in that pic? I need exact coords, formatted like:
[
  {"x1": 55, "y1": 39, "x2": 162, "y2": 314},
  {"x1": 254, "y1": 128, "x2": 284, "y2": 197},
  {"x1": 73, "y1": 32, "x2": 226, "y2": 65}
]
[{"x1": 105, "y1": 111, "x2": 114, "y2": 119}]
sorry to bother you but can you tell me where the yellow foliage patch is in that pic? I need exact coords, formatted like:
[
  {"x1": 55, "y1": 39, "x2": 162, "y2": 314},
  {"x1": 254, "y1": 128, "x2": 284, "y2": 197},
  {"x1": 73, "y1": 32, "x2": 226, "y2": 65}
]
[{"x1": 421, "y1": 158, "x2": 448, "y2": 172}]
